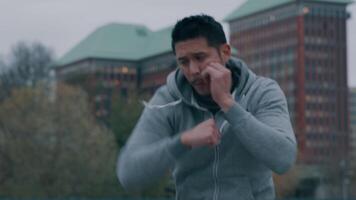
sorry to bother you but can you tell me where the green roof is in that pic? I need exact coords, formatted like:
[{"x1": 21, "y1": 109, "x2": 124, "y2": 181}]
[
  {"x1": 56, "y1": 23, "x2": 173, "y2": 67},
  {"x1": 225, "y1": 0, "x2": 353, "y2": 22}
]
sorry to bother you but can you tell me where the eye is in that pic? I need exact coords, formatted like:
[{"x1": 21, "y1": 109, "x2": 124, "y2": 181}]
[
  {"x1": 195, "y1": 54, "x2": 206, "y2": 62},
  {"x1": 178, "y1": 59, "x2": 189, "y2": 67}
]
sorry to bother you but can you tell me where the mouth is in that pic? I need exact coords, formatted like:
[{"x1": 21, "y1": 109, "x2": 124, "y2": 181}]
[{"x1": 192, "y1": 79, "x2": 206, "y2": 86}]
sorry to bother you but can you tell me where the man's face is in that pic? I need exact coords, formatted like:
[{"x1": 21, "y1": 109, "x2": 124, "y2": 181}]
[{"x1": 174, "y1": 37, "x2": 231, "y2": 95}]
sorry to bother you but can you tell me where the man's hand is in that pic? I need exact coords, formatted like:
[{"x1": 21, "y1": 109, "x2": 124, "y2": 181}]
[
  {"x1": 202, "y1": 62, "x2": 234, "y2": 112},
  {"x1": 180, "y1": 119, "x2": 221, "y2": 148}
]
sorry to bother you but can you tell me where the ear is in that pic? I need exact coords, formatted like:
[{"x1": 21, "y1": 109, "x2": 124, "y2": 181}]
[{"x1": 219, "y1": 44, "x2": 231, "y2": 64}]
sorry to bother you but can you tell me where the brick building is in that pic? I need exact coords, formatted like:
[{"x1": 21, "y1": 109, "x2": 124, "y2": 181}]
[
  {"x1": 225, "y1": 0, "x2": 352, "y2": 165},
  {"x1": 54, "y1": 23, "x2": 177, "y2": 118}
]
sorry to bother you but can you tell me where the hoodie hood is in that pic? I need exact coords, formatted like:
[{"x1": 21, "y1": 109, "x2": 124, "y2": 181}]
[{"x1": 166, "y1": 57, "x2": 256, "y2": 108}]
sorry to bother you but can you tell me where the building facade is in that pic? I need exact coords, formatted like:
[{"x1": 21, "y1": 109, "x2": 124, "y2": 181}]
[
  {"x1": 225, "y1": 0, "x2": 352, "y2": 165},
  {"x1": 54, "y1": 23, "x2": 239, "y2": 120},
  {"x1": 350, "y1": 88, "x2": 356, "y2": 169},
  {"x1": 54, "y1": 24, "x2": 177, "y2": 119}
]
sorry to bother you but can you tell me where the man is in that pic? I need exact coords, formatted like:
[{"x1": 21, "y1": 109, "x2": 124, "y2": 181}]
[{"x1": 117, "y1": 14, "x2": 297, "y2": 200}]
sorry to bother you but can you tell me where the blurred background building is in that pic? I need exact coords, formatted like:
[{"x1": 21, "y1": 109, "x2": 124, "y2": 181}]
[
  {"x1": 225, "y1": 0, "x2": 351, "y2": 166},
  {"x1": 224, "y1": 0, "x2": 353, "y2": 197},
  {"x1": 54, "y1": 24, "x2": 177, "y2": 119},
  {"x1": 350, "y1": 88, "x2": 356, "y2": 169},
  {"x1": 53, "y1": 22, "x2": 238, "y2": 120}
]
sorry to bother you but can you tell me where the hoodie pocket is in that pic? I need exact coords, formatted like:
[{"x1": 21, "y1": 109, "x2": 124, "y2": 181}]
[
  {"x1": 219, "y1": 176, "x2": 255, "y2": 200},
  {"x1": 176, "y1": 177, "x2": 213, "y2": 200}
]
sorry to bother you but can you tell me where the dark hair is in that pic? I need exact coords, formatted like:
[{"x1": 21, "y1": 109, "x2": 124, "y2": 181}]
[{"x1": 171, "y1": 14, "x2": 227, "y2": 54}]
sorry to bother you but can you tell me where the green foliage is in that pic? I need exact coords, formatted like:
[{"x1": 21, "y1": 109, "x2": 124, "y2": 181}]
[
  {"x1": 109, "y1": 94, "x2": 143, "y2": 148},
  {"x1": 0, "y1": 77, "x2": 174, "y2": 197},
  {"x1": 0, "y1": 41, "x2": 54, "y2": 101},
  {"x1": 0, "y1": 84, "x2": 123, "y2": 197},
  {"x1": 273, "y1": 165, "x2": 302, "y2": 198}
]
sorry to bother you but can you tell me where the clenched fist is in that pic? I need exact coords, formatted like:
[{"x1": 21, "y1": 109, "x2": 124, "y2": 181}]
[
  {"x1": 201, "y1": 62, "x2": 234, "y2": 112},
  {"x1": 180, "y1": 119, "x2": 221, "y2": 148}
]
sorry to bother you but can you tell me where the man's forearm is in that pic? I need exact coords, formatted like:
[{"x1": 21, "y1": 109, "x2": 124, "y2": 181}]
[
  {"x1": 117, "y1": 134, "x2": 187, "y2": 191},
  {"x1": 223, "y1": 102, "x2": 297, "y2": 174}
]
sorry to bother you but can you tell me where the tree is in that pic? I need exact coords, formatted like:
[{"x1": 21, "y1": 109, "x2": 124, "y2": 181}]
[
  {"x1": 109, "y1": 94, "x2": 144, "y2": 148},
  {"x1": 273, "y1": 165, "x2": 302, "y2": 198},
  {"x1": 0, "y1": 41, "x2": 54, "y2": 101},
  {"x1": 0, "y1": 84, "x2": 122, "y2": 197},
  {"x1": 0, "y1": 55, "x2": 6, "y2": 71}
]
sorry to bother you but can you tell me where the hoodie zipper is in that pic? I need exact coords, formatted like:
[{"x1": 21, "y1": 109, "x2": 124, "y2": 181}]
[
  {"x1": 213, "y1": 91, "x2": 239, "y2": 200},
  {"x1": 213, "y1": 112, "x2": 229, "y2": 200},
  {"x1": 194, "y1": 99, "x2": 227, "y2": 200},
  {"x1": 213, "y1": 143, "x2": 220, "y2": 200},
  {"x1": 202, "y1": 111, "x2": 219, "y2": 200}
]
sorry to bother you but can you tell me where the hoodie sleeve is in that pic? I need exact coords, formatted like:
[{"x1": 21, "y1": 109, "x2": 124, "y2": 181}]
[
  {"x1": 223, "y1": 79, "x2": 297, "y2": 174},
  {"x1": 117, "y1": 87, "x2": 189, "y2": 192}
]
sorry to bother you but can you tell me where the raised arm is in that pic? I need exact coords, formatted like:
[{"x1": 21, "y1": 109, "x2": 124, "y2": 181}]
[{"x1": 224, "y1": 80, "x2": 297, "y2": 174}]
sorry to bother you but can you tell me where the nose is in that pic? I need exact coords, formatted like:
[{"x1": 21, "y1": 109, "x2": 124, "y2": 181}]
[{"x1": 188, "y1": 61, "x2": 201, "y2": 76}]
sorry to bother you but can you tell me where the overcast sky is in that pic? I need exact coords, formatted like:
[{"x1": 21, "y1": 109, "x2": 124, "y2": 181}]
[{"x1": 0, "y1": 0, "x2": 355, "y2": 86}]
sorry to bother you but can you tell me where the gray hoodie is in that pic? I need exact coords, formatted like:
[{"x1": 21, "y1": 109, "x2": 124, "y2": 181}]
[{"x1": 117, "y1": 57, "x2": 297, "y2": 200}]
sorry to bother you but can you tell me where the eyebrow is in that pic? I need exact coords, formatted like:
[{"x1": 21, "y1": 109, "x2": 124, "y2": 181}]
[
  {"x1": 177, "y1": 57, "x2": 187, "y2": 62},
  {"x1": 177, "y1": 52, "x2": 207, "y2": 60},
  {"x1": 193, "y1": 52, "x2": 207, "y2": 57}
]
